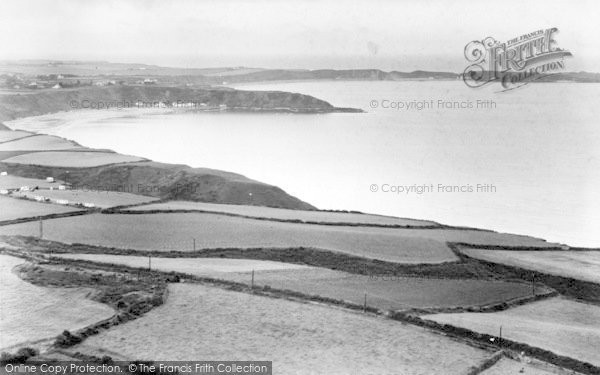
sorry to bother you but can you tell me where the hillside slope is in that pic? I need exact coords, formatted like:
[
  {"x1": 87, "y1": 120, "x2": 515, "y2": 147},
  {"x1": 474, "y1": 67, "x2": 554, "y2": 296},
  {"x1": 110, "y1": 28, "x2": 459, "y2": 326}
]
[
  {"x1": 0, "y1": 160, "x2": 314, "y2": 209},
  {"x1": 0, "y1": 85, "x2": 361, "y2": 121}
]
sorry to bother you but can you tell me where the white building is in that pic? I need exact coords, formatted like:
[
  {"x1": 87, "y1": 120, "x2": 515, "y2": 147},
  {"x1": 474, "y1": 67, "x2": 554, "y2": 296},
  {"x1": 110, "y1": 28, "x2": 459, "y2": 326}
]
[
  {"x1": 0, "y1": 171, "x2": 7, "y2": 176},
  {"x1": 56, "y1": 199, "x2": 69, "y2": 205},
  {"x1": 83, "y1": 202, "x2": 96, "y2": 208},
  {"x1": 19, "y1": 186, "x2": 30, "y2": 192},
  {"x1": 58, "y1": 185, "x2": 67, "y2": 190},
  {"x1": 0, "y1": 189, "x2": 9, "y2": 195},
  {"x1": 46, "y1": 177, "x2": 55, "y2": 183}
]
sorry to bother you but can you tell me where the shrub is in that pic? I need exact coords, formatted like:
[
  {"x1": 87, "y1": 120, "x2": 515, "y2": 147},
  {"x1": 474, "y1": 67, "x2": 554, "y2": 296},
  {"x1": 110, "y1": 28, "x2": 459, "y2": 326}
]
[
  {"x1": 0, "y1": 347, "x2": 38, "y2": 364},
  {"x1": 54, "y1": 330, "x2": 83, "y2": 347}
]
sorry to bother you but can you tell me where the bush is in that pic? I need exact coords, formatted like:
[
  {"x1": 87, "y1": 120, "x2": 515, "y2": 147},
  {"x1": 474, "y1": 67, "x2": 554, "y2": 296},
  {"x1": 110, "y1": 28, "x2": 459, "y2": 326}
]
[
  {"x1": 54, "y1": 330, "x2": 83, "y2": 347},
  {"x1": 0, "y1": 347, "x2": 38, "y2": 364},
  {"x1": 101, "y1": 355, "x2": 113, "y2": 364}
]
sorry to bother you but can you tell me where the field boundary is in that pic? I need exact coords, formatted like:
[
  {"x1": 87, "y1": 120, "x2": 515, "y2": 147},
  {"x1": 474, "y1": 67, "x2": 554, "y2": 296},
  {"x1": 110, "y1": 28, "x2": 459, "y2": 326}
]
[
  {"x1": 454, "y1": 242, "x2": 599, "y2": 251},
  {"x1": 0, "y1": 210, "x2": 91, "y2": 227},
  {"x1": 451, "y1": 244, "x2": 600, "y2": 304},
  {"x1": 103, "y1": 207, "x2": 450, "y2": 229},
  {"x1": 2, "y1": 236, "x2": 506, "y2": 279},
  {"x1": 4, "y1": 248, "x2": 598, "y2": 375},
  {"x1": 0, "y1": 133, "x2": 38, "y2": 145},
  {"x1": 466, "y1": 350, "x2": 505, "y2": 375}
]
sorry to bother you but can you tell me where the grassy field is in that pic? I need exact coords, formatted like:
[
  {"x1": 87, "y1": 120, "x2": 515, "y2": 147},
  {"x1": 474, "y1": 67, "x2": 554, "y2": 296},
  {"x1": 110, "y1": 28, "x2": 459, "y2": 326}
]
[
  {"x1": 74, "y1": 283, "x2": 490, "y2": 374},
  {"x1": 0, "y1": 130, "x2": 32, "y2": 143},
  {"x1": 2, "y1": 151, "x2": 145, "y2": 167},
  {"x1": 481, "y1": 357, "x2": 570, "y2": 375},
  {"x1": 0, "y1": 213, "x2": 559, "y2": 263},
  {"x1": 0, "y1": 195, "x2": 81, "y2": 221},
  {"x1": 461, "y1": 249, "x2": 600, "y2": 284},
  {"x1": 0, "y1": 175, "x2": 63, "y2": 189},
  {"x1": 0, "y1": 135, "x2": 81, "y2": 151},
  {"x1": 0, "y1": 213, "x2": 458, "y2": 263},
  {"x1": 129, "y1": 200, "x2": 439, "y2": 226},
  {"x1": 54, "y1": 253, "x2": 311, "y2": 274},
  {"x1": 425, "y1": 297, "x2": 600, "y2": 366},
  {"x1": 0, "y1": 254, "x2": 114, "y2": 352},
  {"x1": 15, "y1": 190, "x2": 159, "y2": 208},
  {"x1": 218, "y1": 269, "x2": 544, "y2": 310},
  {"x1": 51, "y1": 253, "x2": 541, "y2": 310}
]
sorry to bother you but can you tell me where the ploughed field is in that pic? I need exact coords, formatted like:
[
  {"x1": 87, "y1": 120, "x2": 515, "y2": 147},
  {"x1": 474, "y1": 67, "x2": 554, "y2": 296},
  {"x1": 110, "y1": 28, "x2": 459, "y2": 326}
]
[
  {"x1": 0, "y1": 195, "x2": 81, "y2": 222},
  {"x1": 425, "y1": 297, "x2": 600, "y2": 366},
  {"x1": 0, "y1": 254, "x2": 114, "y2": 352},
  {"x1": 14, "y1": 190, "x2": 159, "y2": 209},
  {"x1": 461, "y1": 248, "x2": 600, "y2": 283},
  {"x1": 128, "y1": 200, "x2": 439, "y2": 226},
  {"x1": 53, "y1": 253, "x2": 545, "y2": 310},
  {"x1": 73, "y1": 283, "x2": 491, "y2": 374}
]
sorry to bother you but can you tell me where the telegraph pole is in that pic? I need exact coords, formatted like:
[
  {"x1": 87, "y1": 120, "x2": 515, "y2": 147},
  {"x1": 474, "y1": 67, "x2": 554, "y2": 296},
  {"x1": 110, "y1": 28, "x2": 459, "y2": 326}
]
[
  {"x1": 499, "y1": 325, "x2": 502, "y2": 344},
  {"x1": 39, "y1": 218, "x2": 43, "y2": 239}
]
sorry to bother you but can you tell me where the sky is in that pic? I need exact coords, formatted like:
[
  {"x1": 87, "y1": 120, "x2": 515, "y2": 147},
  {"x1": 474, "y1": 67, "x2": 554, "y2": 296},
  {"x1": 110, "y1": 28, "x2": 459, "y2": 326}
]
[{"x1": 1, "y1": 0, "x2": 599, "y2": 72}]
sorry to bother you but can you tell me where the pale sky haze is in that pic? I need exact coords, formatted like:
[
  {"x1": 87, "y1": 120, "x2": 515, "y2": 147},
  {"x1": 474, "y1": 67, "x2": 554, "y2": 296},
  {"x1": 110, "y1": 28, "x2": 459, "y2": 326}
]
[{"x1": 0, "y1": 0, "x2": 598, "y2": 71}]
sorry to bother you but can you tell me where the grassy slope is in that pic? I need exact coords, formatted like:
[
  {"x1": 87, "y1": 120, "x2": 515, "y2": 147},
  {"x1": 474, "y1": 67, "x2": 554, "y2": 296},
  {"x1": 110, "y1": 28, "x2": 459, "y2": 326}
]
[
  {"x1": 0, "y1": 85, "x2": 356, "y2": 121},
  {"x1": 0, "y1": 161, "x2": 314, "y2": 209}
]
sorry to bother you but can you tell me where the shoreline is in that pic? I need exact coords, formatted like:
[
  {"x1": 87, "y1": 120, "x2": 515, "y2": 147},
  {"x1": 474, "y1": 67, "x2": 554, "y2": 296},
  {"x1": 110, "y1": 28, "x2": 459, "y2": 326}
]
[{"x1": 1, "y1": 108, "x2": 594, "y2": 248}]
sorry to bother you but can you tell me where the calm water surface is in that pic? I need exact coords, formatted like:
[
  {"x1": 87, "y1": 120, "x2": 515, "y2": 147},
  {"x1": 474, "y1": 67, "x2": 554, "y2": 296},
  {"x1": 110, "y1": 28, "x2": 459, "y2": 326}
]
[{"x1": 10, "y1": 81, "x2": 600, "y2": 247}]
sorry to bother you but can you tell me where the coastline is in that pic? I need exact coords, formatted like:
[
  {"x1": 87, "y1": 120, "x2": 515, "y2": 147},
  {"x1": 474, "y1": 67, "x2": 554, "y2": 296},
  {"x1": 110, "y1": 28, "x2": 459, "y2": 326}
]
[{"x1": 2, "y1": 105, "x2": 595, "y2": 249}]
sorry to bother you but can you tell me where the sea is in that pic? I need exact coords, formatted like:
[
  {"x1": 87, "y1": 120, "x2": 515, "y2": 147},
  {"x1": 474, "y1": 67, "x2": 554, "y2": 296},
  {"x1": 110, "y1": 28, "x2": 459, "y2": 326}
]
[{"x1": 8, "y1": 81, "x2": 600, "y2": 247}]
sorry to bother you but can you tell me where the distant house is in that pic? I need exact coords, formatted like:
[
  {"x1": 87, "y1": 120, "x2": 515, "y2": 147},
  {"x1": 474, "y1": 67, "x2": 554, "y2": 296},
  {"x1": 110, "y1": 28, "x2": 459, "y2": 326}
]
[
  {"x1": 56, "y1": 199, "x2": 69, "y2": 205},
  {"x1": 52, "y1": 84, "x2": 61, "y2": 89},
  {"x1": 143, "y1": 78, "x2": 157, "y2": 85},
  {"x1": 33, "y1": 195, "x2": 45, "y2": 202},
  {"x1": 83, "y1": 202, "x2": 96, "y2": 208},
  {"x1": 19, "y1": 186, "x2": 31, "y2": 192},
  {"x1": 46, "y1": 177, "x2": 55, "y2": 183},
  {"x1": 0, "y1": 189, "x2": 9, "y2": 195},
  {"x1": 0, "y1": 171, "x2": 7, "y2": 176},
  {"x1": 58, "y1": 185, "x2": 67, "y2": 190}
]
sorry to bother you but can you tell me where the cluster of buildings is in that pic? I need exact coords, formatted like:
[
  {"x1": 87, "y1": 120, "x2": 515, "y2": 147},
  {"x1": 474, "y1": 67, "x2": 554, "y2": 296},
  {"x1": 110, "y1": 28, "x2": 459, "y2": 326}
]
[{"x1": 0, "y1": 72, "x2": 161, "y2": 91}]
